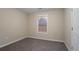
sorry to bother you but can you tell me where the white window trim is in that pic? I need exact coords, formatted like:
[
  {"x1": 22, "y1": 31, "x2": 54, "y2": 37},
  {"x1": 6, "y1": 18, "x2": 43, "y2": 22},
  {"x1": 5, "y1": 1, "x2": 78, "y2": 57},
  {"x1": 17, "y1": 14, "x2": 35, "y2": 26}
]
[{"x1": 36, "y1": 15, "x2": 48, "y2": 34}]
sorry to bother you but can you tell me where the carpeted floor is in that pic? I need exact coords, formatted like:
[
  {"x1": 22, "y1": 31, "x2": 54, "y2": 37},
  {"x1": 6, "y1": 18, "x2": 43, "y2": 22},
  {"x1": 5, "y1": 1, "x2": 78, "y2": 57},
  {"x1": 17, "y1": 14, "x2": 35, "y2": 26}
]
[{"x1": 0, "y1": 38, "x2": 68, "y2": 51}]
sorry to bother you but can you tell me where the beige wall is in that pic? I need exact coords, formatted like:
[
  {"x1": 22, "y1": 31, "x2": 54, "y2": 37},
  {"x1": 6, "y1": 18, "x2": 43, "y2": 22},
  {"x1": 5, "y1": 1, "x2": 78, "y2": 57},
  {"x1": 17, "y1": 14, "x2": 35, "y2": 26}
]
[
  {"x1": 0, "y1": 9, "x2": 28, "y2": 46},
  {"x1": 64, "y1": 8, "x2": 74, "y2": 50},
  {"x1": 28, "y1": 9, "x2": 65, "y2": 42}
]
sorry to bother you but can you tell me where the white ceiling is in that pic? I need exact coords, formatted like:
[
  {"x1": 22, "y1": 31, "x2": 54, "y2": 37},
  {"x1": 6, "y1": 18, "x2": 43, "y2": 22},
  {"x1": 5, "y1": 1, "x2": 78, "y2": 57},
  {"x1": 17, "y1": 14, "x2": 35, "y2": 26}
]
[{"x1": 17, "y1": 8, "x2": 63, "y2": 14}]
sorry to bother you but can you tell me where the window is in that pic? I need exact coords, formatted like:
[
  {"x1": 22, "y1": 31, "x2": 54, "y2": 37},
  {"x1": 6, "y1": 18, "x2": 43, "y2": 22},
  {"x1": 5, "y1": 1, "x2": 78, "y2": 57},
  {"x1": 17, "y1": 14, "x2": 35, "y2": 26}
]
[{"x1": 37, "y1": 15, "x2": 48, "y2": 33}]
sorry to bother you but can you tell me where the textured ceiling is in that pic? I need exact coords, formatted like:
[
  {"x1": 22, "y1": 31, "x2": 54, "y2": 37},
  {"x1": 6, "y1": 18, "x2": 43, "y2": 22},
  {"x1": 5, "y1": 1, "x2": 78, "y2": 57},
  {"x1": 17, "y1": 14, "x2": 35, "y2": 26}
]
[{"x1": 17, "y1": 8, "x2": 63, "y2": 14}]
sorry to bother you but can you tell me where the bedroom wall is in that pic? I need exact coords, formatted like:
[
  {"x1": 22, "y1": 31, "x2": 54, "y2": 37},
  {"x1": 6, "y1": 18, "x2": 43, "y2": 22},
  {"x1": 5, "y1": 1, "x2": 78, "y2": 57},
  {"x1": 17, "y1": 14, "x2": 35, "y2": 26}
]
[
  {"x1": 0, "y1": 8, "x2": 28, "y2": 47},
  {"x1": 63, "y1": 8, "x2": 78, "y2": 50},
  {"x1": 28, "y1": 9, "x2": 65, "y2": 42},
  {"x1": 64, "y1": 8, "x2": 72, "y2": 50}
]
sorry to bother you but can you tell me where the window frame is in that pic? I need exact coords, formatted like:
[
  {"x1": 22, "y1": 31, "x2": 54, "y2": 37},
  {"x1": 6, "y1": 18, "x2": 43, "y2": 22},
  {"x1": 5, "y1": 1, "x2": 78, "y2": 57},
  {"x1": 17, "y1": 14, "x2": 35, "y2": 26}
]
[{"x1": 37, "y1": 15, "x2": 48, "y2": 33}]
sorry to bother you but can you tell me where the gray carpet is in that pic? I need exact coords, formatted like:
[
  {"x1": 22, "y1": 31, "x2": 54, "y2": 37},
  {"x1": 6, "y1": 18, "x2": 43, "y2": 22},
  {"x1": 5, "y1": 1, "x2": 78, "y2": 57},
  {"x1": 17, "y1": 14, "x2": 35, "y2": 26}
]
[{"x1": 0, "y1": 38, "x2": 68, "y2": 51}]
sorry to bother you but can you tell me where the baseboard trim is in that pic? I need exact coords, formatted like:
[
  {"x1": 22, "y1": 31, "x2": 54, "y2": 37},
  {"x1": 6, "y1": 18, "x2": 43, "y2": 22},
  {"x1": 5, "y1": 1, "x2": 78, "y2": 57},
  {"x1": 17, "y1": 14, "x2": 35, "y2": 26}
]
[
  {"x1": 28, "y1": 36, "x2": 64, "y2": 42},
  {"x1": 0, "y1": 36, "x2": 27, "y2": 48},
  {"x1": 64, "y1": 42, "x2": 72, "y2": 51}
]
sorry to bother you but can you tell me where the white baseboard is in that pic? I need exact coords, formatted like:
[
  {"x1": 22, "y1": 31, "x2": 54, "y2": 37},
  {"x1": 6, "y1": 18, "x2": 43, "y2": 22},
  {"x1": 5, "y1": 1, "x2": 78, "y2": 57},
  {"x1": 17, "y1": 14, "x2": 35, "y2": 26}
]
[
  {"x1": 0, "y1": 36, "x2": 27, "y2": 48},
  {"x1": 64, "y1": 42, "x2": 72, "y2": 51},
  {"x1": 28, "y1": 36, "x2": 64, "y2": 42}
]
